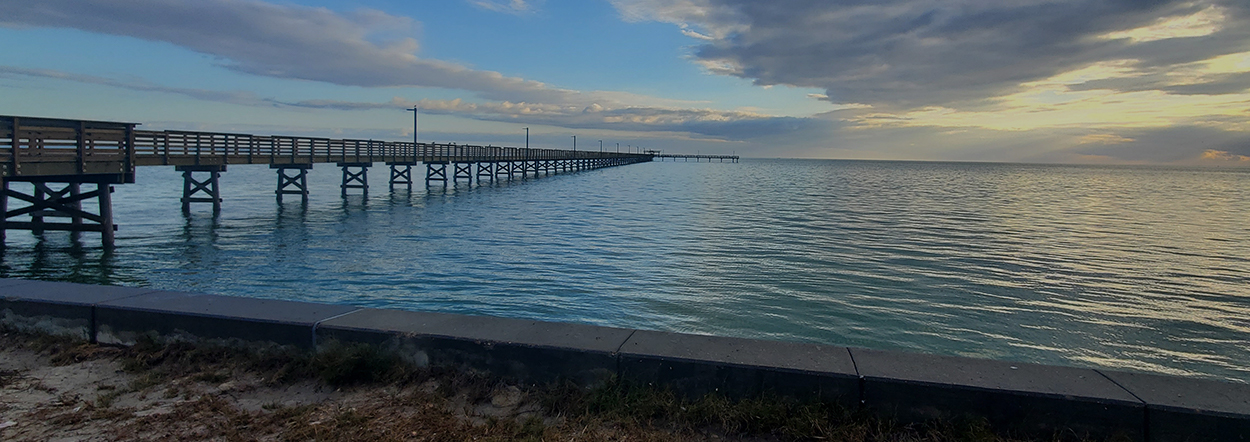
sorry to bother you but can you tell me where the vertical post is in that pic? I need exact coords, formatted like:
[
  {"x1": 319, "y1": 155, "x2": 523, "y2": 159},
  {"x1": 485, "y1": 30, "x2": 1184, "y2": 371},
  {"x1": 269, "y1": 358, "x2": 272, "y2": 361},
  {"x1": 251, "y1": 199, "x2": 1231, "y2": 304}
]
[
  {"x1": 181, "y1": 169, "x2": 193, "y2": 212},
  {"x1": 70, "y1": 183, "x2": 82, "y2": 228},
  {"x1": 31, "y1": 184, "x2": 44, "y2": 235},
  {"x1": 341, "y1": 166, "x2": 349, "y2": 197},
  {"x1": 10, "y1": 117, "x2": 20, "y2": 175},
  {"x1": 274, "y1": 169, "x2": 283, "y2": 203},
  {"x1": 98, "y1": 182, "x2": 115, "y2": 248},
  {"x1": 125, "y1": 123, "x2": 136, "y2": 182},
  {"x1": 0, "y1": 175, "x2": 6, "y2": 246},
  {"x1": 210, "y1": 170, "x2": 222, "y2": 212},
  {"x1": 76, "y1": 121, "x2": 87, "y2": 175}
]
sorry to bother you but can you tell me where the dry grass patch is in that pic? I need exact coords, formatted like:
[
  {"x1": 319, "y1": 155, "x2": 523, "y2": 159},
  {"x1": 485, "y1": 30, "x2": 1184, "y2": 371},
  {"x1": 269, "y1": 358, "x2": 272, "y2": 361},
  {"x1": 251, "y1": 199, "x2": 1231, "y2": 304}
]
[{"x1": 0, "y1": 328, "x2": 1084, "y2": 441}]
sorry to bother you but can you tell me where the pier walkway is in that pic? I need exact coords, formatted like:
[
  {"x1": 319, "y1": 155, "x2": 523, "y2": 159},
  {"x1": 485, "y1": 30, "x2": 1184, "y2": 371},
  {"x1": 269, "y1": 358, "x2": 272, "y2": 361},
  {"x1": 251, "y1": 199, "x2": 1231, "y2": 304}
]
[
  {"x1": 0, "y1": 115, "x2": 659, "y2": 246},
  {"x1": 654, "y1": 153, "x2": 739, "y2": 162}
]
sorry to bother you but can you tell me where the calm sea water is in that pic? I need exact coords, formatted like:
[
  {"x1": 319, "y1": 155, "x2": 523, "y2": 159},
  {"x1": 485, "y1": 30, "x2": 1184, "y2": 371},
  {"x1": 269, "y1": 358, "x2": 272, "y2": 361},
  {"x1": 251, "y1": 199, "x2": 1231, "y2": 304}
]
[{"x1": 2, "y1": 159, "x2": 1247, "y2": 382}]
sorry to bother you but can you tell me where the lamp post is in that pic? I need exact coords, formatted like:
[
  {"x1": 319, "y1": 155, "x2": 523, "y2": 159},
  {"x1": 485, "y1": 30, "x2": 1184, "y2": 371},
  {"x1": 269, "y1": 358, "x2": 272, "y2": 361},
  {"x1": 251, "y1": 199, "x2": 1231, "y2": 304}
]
[
  {"x1": 406, "y1": 106, "x2": 418, "y2": 157},
  {"x1": 616, "y1": 142, "x2": 620, "y2": 153},
  {"x1": 524, "y1": 127, "x2": 529, "y2": 149},
  {"x1": 599, "y1": 140, "x2": 603, "y2": 152},
  {"x1": 572, "y1": 135, "x2": 576, "y2": 152}
]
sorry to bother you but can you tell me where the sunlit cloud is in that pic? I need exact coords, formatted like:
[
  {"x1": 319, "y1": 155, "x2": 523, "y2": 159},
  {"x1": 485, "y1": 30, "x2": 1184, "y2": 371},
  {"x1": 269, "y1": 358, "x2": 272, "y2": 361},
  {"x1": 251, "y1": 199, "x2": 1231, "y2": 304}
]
[
  {"x1": 1199, "y1": 149, "x2": 1250, "y2": 162},
  {"x1": 1079, "y1": 134, "x2": 1136, "y2": 145},
  {"x1": 282, "y1": 97, "x2": 819, "y2": 140},
  {"x1": 844, "y1": 52, "x2": 1250, "y2": 132},
  {"x1": 1100, "y1": 5, "x2": 1226, "y2": 43}
]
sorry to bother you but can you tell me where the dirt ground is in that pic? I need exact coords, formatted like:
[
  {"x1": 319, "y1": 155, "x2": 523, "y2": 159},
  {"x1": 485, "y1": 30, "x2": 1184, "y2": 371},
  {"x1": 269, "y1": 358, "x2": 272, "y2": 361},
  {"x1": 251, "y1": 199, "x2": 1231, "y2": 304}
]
[
  {"x1": 0, "y1": 332, "x2": 775, "y2": 442},
  {"x1": 0, "y1": 330, "x2": 1033, "y2": 442}
]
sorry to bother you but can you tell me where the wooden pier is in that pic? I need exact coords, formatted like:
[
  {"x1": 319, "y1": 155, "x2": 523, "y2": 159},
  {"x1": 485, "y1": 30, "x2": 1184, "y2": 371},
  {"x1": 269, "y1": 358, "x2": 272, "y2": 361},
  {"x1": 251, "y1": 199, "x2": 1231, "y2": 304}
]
[
  {"x1": 654, "y1": 154, "x2": 739, "y2": 162},
  {"x1": 0, "y1": 115, "x2": 661, "y2": 247}
]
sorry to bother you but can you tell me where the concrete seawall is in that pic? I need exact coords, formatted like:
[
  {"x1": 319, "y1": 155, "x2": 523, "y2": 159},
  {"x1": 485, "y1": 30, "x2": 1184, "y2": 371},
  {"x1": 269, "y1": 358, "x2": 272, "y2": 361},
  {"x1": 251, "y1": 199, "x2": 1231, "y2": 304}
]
[{"x1": 1, "y1": 278, "x2": 1246, "y2": 441}]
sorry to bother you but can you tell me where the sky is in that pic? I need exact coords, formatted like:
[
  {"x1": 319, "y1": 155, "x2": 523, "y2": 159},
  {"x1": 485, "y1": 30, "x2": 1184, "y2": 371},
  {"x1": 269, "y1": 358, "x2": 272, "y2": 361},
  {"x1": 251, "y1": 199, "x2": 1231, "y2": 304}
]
[{"x1": 1, "y1": 0, "x2": 1248, "y2": 164}]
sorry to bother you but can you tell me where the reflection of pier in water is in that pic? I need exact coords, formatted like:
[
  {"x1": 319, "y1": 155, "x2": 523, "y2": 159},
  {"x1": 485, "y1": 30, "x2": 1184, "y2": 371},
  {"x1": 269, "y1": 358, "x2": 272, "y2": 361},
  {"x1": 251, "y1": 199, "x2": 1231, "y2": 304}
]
[{"x1": 1, "y1": 115, "x2": 682, "y2": 247}]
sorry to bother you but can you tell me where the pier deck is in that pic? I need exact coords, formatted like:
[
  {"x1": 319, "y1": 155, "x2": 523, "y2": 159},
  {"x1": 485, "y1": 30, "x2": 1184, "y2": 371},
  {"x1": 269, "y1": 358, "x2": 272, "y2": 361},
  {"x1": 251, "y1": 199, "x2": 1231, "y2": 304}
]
[
  {"x1": 0, "y1": 115, "x2": 668, "y2": 246},
  {"x1": 654, "y1": 153, "x2": 739, "y2": 162}
]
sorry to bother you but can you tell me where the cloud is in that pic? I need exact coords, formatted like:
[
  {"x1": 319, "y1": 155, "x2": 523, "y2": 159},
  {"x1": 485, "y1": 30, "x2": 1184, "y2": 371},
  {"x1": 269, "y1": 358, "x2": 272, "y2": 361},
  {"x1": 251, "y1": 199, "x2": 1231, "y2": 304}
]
[
  {"x1": 0, "y1": 0, "x2": 813, "y2": 141},
  {"x1": 1199, "y1": 149, "x2": 1250, "y2": 162},
  {"x1": 3, "y1": 63, "x2": 824, "y2": 142},
  {"x1": 0, "y1": 0, "x2": 576, "y2": 104},
  {"x1": 1078, "y1": 133, "x2": 1136, "y2": 145},
  {"x1": 1099, "y1": 5, "x2": 1226, "y2": 43},
  {"x1": 0, "y1": 65, "x2": 271, "y2": 106},
  {"x1": 613, "y1": 0, "x2": 1250, "y2": 111},
  {"x1": 469, "y1": 0, "x2": 541, "y2": 15},
  {"x1": 1057, "y1": 125, "x2": 1250, "y2": 163},
  {"x1": 282, "y1": 97, "x2": 827, "y2": 140}
]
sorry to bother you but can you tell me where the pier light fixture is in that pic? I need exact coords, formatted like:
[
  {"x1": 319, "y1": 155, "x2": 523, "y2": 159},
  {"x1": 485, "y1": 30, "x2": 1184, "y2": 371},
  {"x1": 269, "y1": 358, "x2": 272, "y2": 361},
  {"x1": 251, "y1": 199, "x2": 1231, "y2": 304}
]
[
  {"x1": 616, "y1": 142, "x2": 619, "y2": 153},
  {"x1": 524, "y1": 127, "x2": 529, "y2": 149},
  {"x1": 572, "y1": 135, "x2": 576, "y2": 152},
  {"x1": 405, "y1": 107, "x2": 418, "y2": 145},
  {"x1": 599, "y1": 140, "x2": 603, "y2": 152}
]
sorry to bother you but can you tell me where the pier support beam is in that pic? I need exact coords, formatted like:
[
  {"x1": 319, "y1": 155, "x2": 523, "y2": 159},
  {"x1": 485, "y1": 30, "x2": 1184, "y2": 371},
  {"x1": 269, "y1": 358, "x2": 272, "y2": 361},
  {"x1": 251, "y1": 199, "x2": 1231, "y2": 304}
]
[
  {"x1": 453, "y1": 162, "x2": 473, "y2": 183},
  {"x1": 387, "y1": 162, "x2": 415, "y2": 191},
  {"x1": 177, "y1": 165, "x2": 225, "y2": 213},
  {"x1": 273, "y1": 164, "x2": 312, "y2": 203},
  {"x1": 425, "y1": 162, "x2": 447, "y2": 186},
  {"x1": 338, "y1": 162, "x2": 370, "y2": 197},
  {"x1": 0, "y1": 178, "x2": 118, "y2": 247},
  {"x1": 476, "y1": 162, "x2": 495, "y2": 183}
]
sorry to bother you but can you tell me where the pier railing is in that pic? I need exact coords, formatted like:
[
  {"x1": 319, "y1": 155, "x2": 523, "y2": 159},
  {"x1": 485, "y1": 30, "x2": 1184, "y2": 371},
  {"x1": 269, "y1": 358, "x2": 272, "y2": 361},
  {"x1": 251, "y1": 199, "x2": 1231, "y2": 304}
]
[
  {"x1": 1, "y1": 115, "x2": 137, "y2": 180},
  {"x1": 131, "y1": 130, "x2": 646, "y2": 166},
  {"x1": 2, "y1": 115, "x2": 650, "y2": 180}
]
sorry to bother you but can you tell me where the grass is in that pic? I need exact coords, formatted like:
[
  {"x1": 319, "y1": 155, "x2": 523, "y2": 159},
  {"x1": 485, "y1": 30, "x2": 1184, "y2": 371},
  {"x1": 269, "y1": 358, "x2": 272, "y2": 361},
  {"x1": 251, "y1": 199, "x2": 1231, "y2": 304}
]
[{"x1": 0, "y1": 327, "x2": 1087, "y2": 441}]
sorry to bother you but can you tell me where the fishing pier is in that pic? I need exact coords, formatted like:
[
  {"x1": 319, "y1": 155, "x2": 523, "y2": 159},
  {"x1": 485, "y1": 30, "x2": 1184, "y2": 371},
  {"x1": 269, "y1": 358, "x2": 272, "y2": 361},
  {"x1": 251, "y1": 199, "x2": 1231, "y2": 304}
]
[
  {"x1": 0, "y1": 115, "x2": 688, "y2": 247},
  {"x1": 654, "y1": 153, "x2": 739, "y2": 162}
]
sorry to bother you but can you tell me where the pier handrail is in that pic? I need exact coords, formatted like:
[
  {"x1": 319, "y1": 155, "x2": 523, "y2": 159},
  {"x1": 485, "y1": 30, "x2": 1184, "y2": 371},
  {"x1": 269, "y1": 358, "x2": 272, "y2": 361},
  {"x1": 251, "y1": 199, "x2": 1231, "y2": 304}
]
[{"x1": 3, "y1": 115, "x2": 652, "y2": 181}]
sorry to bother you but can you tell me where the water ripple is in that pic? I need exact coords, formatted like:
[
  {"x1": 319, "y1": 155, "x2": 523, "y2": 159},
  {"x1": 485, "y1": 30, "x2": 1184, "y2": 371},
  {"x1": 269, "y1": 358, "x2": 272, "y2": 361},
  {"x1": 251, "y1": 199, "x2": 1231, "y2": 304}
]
[{"x1": 0, "y1": 160, "x2": 1247, "y2": 382}]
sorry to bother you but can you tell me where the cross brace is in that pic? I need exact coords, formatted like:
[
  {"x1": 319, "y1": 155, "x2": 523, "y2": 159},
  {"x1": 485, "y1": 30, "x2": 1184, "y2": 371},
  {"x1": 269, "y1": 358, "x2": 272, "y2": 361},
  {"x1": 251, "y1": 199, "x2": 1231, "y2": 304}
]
[
  {"x1": 339, "y1": 163, "x2": 369, "y2": 197},
  {"x1": 426, "y1": 163, "x2": 447, "y2": 185},
  {"x1": 179, "y1": 168, "x2": 223, "y2": 212},
  {"x1": 453, "y1": 163, "x2": 473, "y2": 182},
  {"x1": 274, "y1": 165, "x2": 311, "y2": 202},
  {"x1": 389, "y1": 164, "x2": 413, "y2": 190},
  {"x1": 1, "y1": 180, "x2": 116, "y2": 247}
]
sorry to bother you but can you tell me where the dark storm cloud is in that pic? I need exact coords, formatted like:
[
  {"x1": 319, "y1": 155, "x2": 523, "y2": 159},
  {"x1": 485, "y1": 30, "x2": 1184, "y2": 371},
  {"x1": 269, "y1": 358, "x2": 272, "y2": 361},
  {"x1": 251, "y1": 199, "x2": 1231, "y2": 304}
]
[{"x1": 619, "y1": 0, "x2": 1250, "y2": 109}]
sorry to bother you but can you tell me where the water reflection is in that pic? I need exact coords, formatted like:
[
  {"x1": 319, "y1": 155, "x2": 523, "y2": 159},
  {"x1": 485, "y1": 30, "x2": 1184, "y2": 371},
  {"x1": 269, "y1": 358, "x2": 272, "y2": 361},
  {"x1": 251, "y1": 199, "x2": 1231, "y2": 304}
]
[{"x1": 0, "y1": 233, "x2": 124, "y2": 285}]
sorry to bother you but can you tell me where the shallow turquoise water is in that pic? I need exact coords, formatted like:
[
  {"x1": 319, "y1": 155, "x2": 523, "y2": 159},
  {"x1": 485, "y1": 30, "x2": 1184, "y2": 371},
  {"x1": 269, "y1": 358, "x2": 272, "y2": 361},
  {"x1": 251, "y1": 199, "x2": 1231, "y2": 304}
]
[{"x1": 2, "y1": 159, "x2": 1248, "y2": 382}]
